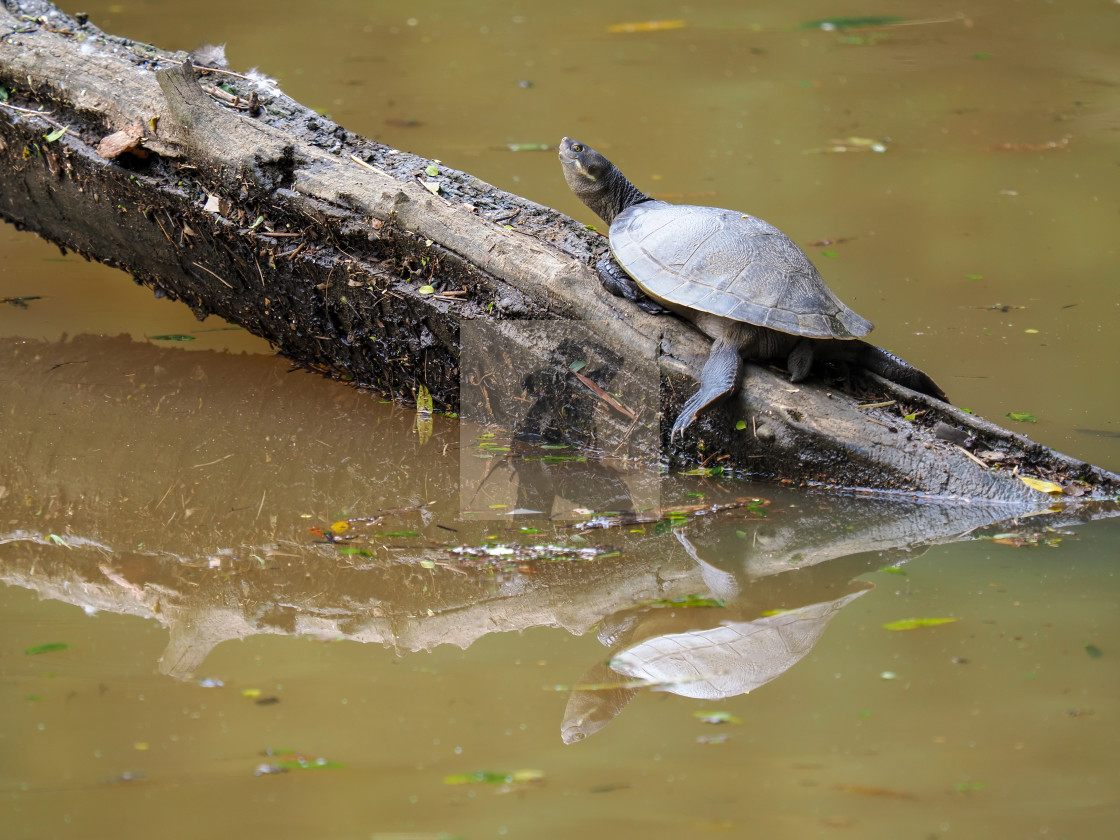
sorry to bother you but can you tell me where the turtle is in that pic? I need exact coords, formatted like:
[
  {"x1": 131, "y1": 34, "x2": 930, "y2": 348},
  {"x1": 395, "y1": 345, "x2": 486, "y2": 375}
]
[{"x1": 558, "y1": 137, "x2": 946, "y2": 437}]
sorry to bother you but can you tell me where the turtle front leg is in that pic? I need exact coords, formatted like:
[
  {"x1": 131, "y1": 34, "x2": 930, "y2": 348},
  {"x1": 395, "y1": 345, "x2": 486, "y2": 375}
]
[
  {"x1": 594, "y1": 256, "x2": 669, "y2": 315},
  {"x1": 670, "y1": 323, "x2": 749, "y2": 439}
]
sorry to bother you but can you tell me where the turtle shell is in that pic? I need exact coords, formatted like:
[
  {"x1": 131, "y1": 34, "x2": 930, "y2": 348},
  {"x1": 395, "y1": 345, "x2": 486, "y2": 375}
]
[{"x1": 609, "y1": 201, "x2": 873, "y2": 339}]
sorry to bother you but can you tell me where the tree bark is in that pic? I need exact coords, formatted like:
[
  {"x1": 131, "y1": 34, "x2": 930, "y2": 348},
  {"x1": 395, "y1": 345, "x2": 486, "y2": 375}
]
[{"x1": 2, "y1": 0, "x2": 1118, "y2": 505}]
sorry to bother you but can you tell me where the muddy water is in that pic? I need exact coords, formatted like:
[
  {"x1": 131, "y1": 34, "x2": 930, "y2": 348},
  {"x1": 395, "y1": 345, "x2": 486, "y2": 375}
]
[{"x1": 2, "y1": 1, "x2": 1119, "y2": 838}]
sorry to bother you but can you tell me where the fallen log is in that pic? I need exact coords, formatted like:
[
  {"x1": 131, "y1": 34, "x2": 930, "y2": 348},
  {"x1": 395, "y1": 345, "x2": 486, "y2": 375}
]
[{"x1": 1, "y1": 0, "x2": 1117, "y2": 504}]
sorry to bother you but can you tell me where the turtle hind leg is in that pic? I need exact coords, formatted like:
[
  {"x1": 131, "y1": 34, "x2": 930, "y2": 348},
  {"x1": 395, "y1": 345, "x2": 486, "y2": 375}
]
[
  {"x1": 594, "y1": 256, "x2": 669, "y2": 315},
  {"x1": 856, "y1": 343, "x2": 948, "y2": 402},
  {"x1": 671, "y1": 325, "x2": 748, "y2": 439}
]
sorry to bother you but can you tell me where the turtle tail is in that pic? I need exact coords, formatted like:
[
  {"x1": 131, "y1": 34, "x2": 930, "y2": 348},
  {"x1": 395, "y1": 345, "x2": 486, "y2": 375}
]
[{"x1": 855, "y1": 343, "x2": 948, "y2": 402}]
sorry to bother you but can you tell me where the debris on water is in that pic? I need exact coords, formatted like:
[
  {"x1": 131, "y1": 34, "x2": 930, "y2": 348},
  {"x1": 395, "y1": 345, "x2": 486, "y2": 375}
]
[
  {"x1": 696, "y1": 734, "x2": 731, "y2": 744},
  {"x1": 507, "y1": 142, "x2": 550, "y2": 152},
  {"x1": 197, "y1": 678, "x2": 224, "y2": 688},
  {"x1": 257, "y1": 749, "x2": 343, "y2": 772},
  {"x1": 799, "y1": 15, "x2": 903, "y2": 30},
  {"x1": 25, "y1": 642, "x2": 70, "y2": 655},
  {"x1": 635, "y1": 594, "x2": 727, "y2": 609},
  {"x1": 805, "y1": 136, "x2": 890, "y2": 154},
  {"x1": 1084, "y1": 643, "x2": 1103, "y2": 659},
  {"x1": 254, "y1": 763, "x2": 289, "y2": 776},
  {"x1": 1, "y1": 295, "x2": 43, "y2": 308},
  {"x1": 443, "y1": 769, "x2": 545, "y2": 788},
  {"x1": 976, "y1": 525, "x2": 1072, "y2": 547},
  {"x1": 149, "y1": 334, "x2": 196, "y2": 342},
  {"x1": 606, "y1": 20, "x2": 686, "y2": 33},
  {"x1": 693, "y1": 710, "x2": 742, "y2": 725},
  {"x1": 834, "y1": 782, "x2": 917, "y2": 799},
  {"x1": 1006, "y1": 411, "x2": 1037, "y2": 423},
  {"x1": 573, "y1": 497, "x2": 768, "y2": 532},
  {"x1": 881, "y1": 617, "x2": 958, "y2": 631},
  {"x1": 986, "y1": 136, "x2": 1070, "y2": 152}
]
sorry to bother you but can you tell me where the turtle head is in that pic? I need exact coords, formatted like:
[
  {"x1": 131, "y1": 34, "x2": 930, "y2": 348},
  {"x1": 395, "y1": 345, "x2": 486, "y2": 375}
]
[{"x1": 559, "y1": 137, "x2": 647, "y2": 226}]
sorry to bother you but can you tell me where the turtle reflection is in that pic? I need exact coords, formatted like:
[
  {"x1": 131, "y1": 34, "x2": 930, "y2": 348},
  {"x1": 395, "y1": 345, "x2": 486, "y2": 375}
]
[{"x1": 561, "y1": 531, "x2": 872, "y2": 744}]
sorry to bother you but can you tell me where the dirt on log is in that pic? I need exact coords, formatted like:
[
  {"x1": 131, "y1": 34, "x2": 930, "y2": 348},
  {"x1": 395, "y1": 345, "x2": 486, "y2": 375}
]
[{"x1": 1, "y1": 0, "x2": 1118, "y2": 506}]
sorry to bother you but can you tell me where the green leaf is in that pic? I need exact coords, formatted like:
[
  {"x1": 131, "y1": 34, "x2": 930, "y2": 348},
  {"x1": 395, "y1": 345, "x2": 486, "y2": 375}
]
[
  {"x1": 418, "y1": 285, "x2": 435, "y2": 294},
  {"x1": 44, "y1": 126, "x2": 68, "y2": 143},
  {"x1": 820, "y1": 250, "x2": 838, "y2": 258},
  {"x1": 1084, "y1": 643, "x2": 1103, "y2": 659},
  {"x1": 0, "y1": 86, "x2": 9, "y2": 101},
  {"x1": 444, "y1": 769, "x2": 543, "y2": 785},
  {"x1": 882, "y1": 617, "x2": 958, "y2": 631},
  {"x1": 26, "y1": 642, "x2": 70, "y2": 655},
  {"x1": 1005, "y1": 411, "x2": 1036, "y2": 423},
  {"x1": 964, "y1": 274, "x2": 983, "y2": 280},
  {"x1": 425, "y1": 164, "x2": 439, "y2": 177},
  {"x1": 973, "y1": 52, "x2": 993, "y2": 60},
  {"x1": 640, "y1": 594, "x2": 727, "y2": 609},
  {"x1": 735, "y1": 420, "x2": 747, "y2": 430},
  {"x1": 375, "y1": 531, "x2": 421, "y2": 538},
  {"x1": 878, "y1": 566, "x2": 907, "y2": 575},
  {"x1": 799, "y1": 15, "x2": 903, "y2": 30},
  {"x1": 568, "y1": 360, "x2": 587, "y2": 373},
  {"x1": 150, "y1": 334, "x2": 196, "y2": 342}
]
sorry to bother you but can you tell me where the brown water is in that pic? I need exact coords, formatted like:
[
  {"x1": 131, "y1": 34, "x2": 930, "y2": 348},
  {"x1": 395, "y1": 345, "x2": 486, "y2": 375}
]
[{"x1": 2, "y1": 1, "x2": 1119, "y2": 838}]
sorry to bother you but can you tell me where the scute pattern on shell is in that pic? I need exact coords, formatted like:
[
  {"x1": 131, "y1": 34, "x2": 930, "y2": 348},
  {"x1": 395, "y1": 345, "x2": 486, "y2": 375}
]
[{"x1": 610, "y1": 201, "x2": 873, "y2": 339}]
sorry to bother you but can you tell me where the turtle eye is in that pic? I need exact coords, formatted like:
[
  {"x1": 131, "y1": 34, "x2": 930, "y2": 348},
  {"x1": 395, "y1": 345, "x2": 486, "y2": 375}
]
[{"x1": 571, "y1": 143, "x2": 583, "y2": 152}]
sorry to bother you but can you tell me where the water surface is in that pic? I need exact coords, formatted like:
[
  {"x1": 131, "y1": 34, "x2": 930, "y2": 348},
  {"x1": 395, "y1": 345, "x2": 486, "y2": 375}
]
[{"x1": 2, "y1": 1, "x2": 1118, "y2": 837}]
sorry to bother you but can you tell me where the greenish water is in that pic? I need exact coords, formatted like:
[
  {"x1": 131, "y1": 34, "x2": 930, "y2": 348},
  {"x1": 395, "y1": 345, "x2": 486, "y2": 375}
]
[{"x1": 2, "y1": 1, "x2": 1118, "y2": 838}]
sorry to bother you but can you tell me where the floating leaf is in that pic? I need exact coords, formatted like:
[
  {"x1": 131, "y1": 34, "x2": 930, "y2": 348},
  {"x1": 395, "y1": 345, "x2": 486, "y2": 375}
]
[
  {"x1": 1018, "y1": 475, "x2": 1063, "y2": 495},
  {"x1": 1084, "y1": 643, "x2": 1103, "y2": 659},
  {"x1": 882, "y1": 617, "x2": 958, "y2": 631},
  {"x1": 444, "y1": 769, "x2": 544, "y2": 786},
  {"x1": 150, "y1": 334, "x2": 196, "y2": 342},
  {"x1": 820, "y1": 250, "x2": 838, "y2": 258},
  {"x1": 1005, "y1": 411, "x2": 1036, "y2": 423},
  {"x1": 329, "y1": 520, "x2": 351, "y2": 534},
  {"x1": 506, "y1": 142, "x2": 550, "y2": 152},
  {"x1": 25, "y1": 642, "x2": 70, "y2": 655},
  {"x1": 800, "y1": 15, "x2": 903, "y2": 30},
  {"x1": 693, "y1": 710, "x2": 742, "y2": 725},
  {"x1": 965, "y1": 274, "x2": 984, "y2": 280},
  {"x1": 376, "y1": 531, "x2": 421, "y2": 538},
  {"x1": 878, "y1": 566, "x2": 907, "y2": 575},
  {"x1": 638, "y1": 594, "x2": 727, "y2": 609},
  {"x1": 424, "y1": 164, "x2": 439, "y2": 177},
  {"x1": 973, "y1": 52, "x2": 993, "y2": 60},
  {"x1": 273, "y1": 757, "x2": 344, "y2": 770},
  {"x1": 607, "y1": 19, "x2": 686, "y2": 33}
]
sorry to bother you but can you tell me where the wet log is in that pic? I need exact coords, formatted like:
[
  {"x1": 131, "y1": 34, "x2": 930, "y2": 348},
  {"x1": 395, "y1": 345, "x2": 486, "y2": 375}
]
[{"x1": 1, "y1": 0, "x2": 1118, "y2": 504}]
